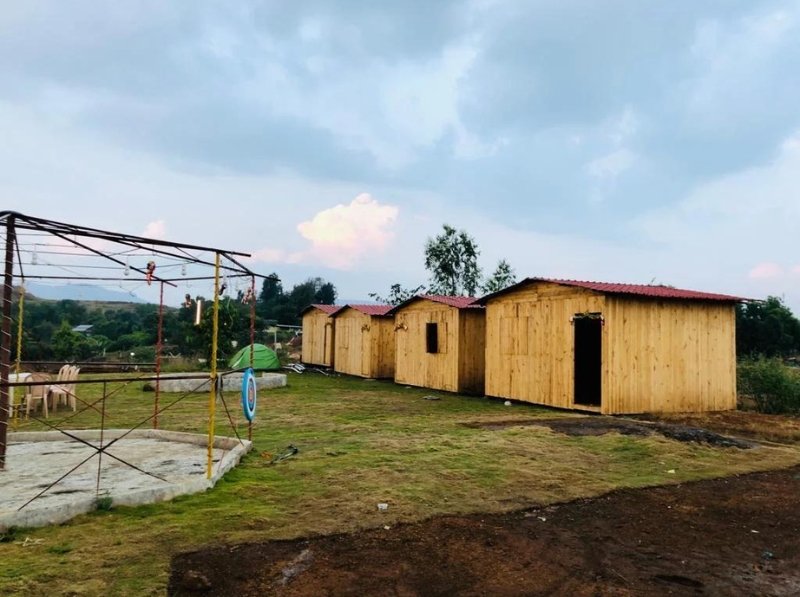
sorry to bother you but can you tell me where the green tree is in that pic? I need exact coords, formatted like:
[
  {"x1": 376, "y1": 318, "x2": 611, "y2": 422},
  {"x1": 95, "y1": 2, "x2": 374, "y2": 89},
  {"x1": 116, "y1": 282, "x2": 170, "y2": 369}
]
[
  {"x1": 369, "y1": 283, "x2": 426, "y2": 305},
  {"x1": 736, "y1": 297, "x2": 800, "y2": 357},
  {"x1": 51, "y1": 320, "x2": 79, "y2": 360},
  {"x1": 424, "y1": 224, "x2": 482, "y2": 296},
  {"x1": 482, "y1": 259, "x2": 517, "y2": 293},
  {"x1": 314, "y1": 282, "x2": 337, "y2": 305}
]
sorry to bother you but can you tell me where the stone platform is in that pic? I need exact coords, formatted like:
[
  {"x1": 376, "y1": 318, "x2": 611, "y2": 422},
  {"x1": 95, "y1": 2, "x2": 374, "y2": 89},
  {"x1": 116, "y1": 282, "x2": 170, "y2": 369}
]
[
  {"x1": 143, "y1": 372, "x2": 287, "y2": 393},
  {"x1": 1, "y1": 429, "x2": 251, "y2": 530}
]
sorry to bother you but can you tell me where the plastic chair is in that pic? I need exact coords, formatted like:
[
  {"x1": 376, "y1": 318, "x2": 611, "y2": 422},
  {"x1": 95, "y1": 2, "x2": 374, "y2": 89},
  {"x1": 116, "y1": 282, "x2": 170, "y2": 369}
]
[
  {"x1": 47, "y1": 364, "x2": 73, "y2": 413},
  {"x1": 24, "y1": 372, "x2": 52, "y2": 418}
]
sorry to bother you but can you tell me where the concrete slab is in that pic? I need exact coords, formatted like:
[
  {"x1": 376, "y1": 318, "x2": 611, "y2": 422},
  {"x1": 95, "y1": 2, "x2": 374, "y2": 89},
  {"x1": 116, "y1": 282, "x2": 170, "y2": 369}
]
[
  {"x1": 0, "y1": 429, "x2": 251, "y2": 531},
  {"x1": 143, "y1": 372, "x2": 287, "y2": 393}
]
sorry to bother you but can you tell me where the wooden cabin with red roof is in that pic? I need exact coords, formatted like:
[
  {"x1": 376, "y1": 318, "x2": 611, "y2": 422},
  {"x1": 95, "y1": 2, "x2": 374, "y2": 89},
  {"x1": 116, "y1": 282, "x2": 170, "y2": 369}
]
[
  {"x1": 388, "y1": 295, "x2": 486, "y2": 394},
  {"x1": 332, "y1": 304, "x2": 395, "y2": 379},
  {"x1": 300, "y1": 304, "x2": 340, "y2": 368},
  {"x1": 478, "y1": 278, "x2": 743, "y2": 414}
]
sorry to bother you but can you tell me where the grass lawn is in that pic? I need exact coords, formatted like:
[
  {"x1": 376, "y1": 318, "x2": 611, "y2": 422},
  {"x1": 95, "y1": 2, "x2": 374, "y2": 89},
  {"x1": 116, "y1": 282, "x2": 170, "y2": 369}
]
[{"x1": 2, "y1": 373, "x2": 800, "y2": 596}]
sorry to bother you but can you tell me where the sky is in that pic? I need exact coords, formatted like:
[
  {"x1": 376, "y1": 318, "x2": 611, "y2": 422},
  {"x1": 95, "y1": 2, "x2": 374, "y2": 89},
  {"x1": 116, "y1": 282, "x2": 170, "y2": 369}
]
[{"x1": 2, "y1": 1, "x2": 799, "y2": 310}]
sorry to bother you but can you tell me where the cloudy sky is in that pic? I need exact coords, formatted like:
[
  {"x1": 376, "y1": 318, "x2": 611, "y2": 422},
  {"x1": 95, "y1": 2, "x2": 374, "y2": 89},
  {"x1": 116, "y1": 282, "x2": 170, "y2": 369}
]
[{"x1": 2, "y1": 1, "x2": 799, "y2": 309}]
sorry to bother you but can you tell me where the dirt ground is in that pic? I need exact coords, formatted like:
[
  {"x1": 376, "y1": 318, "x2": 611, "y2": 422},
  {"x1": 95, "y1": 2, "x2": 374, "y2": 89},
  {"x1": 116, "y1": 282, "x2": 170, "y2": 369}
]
[
  {"x1": 464, "y1": 416, "x2": 756, "y2": 448},
  {"x1": 169, "y1": 464, "x2": 800, "y2": 596}
]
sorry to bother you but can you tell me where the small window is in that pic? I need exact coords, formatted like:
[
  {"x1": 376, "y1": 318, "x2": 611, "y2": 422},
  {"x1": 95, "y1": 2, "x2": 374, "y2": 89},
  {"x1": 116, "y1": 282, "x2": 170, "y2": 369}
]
[{"x1": 426, "y1": 322, "x2": 439, "y2": 354}]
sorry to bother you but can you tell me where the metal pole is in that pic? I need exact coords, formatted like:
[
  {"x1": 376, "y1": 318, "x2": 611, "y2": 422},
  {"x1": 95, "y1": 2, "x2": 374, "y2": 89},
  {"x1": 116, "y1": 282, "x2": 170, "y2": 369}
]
[
  {"x1": 249, "y1": 275, "x2": 256, "y2": 442},
  {"x1": 206, "y1": 253, "x2": 221, "y2": 479},
  {"x1": 96, "y1": 381, "x2": 107, "y2": 497},
  {"x1": 12, "y1": 285, "x2": 24, "y2": 430},
  {"x1": 154, "y1": 282, "x2": 164, "y2": 429},
  {"x1": 0, "y1": 215, "x2": 16, "y2": 470}
]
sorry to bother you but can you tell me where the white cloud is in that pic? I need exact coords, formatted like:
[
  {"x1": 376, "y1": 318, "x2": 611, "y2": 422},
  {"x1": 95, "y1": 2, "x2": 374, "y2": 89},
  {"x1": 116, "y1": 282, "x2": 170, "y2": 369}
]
[
  {"x1": 635, "y1": 129, "x2": 800, "y2": 309},
  {"x1": 141, "y1": 219, "x2": 166, "y2": 239},
  {"x1": 252, "y1": 193, "x2": 400, "y2": 270},
  {"x1": 587, "y1": 148, "x2": 636, "y2": 180},
  {"x1": 749, "y1": 262, "x2": 783, "y2": 279},
  {"x1": 297, "y1": 194, "x2": 399, "y2": 268},
  {"x1": 686, "y1": 7, "x2": 799, "y2": 126}
]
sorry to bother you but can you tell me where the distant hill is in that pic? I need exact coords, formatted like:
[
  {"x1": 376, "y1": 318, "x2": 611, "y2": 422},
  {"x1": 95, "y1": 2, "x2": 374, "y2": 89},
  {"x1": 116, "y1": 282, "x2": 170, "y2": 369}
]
[{"x1": 22, "y1": 283, "x2": 145, "y2": 304}]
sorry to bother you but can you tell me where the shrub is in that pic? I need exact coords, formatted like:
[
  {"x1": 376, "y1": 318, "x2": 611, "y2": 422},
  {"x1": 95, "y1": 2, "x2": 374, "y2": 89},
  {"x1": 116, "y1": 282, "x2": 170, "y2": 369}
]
[{"x1": 738, "y1": 358, "x2": 800, "y2": 414}]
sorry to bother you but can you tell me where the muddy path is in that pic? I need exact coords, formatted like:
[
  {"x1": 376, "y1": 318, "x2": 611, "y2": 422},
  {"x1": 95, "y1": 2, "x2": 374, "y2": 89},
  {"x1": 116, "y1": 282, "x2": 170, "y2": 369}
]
[
  {"x1": 170, "y1": 465, "x2": 800, "y2": 596},
  {"x1": 464, "y1": 416, "x2": 755, "y2": 448}
]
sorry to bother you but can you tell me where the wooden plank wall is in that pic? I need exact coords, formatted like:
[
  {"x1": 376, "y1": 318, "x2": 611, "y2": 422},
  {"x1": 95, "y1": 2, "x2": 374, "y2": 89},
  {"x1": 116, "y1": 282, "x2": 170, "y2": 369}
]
[
  {"x1": 371, "y1": 317, "x2": 396, "y2": 379},
  {"x1": 457, "y1": 309, "x2": 486, "y2": 395},
  {"x1": 485, "y1": 282, "x2": 604, "y2": 409},
  {"x1": 333, "y1": 310, "x2": 395, "y2": 378},
  {"x1": 301, "y1": 310, "x2": 334, "y2": 367},
  {"x1": 394, "y1": 301, "x2": 459, "y2": 392},
  {"x1": 333, "y1": 309, "x2": 370, "y2": 377},
  {"x1": 486, "y1": 281, "x2": 738, "y2": 414},
  {"x1": 604, "y1": 297, "x2": 736, "y2": 413}
]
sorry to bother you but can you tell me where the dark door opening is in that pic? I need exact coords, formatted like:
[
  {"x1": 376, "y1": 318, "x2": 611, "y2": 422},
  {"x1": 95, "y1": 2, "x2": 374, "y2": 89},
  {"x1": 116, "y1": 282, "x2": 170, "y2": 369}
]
[{"x1": 574, "y1": 315, "x2": 602, "y2": 407}]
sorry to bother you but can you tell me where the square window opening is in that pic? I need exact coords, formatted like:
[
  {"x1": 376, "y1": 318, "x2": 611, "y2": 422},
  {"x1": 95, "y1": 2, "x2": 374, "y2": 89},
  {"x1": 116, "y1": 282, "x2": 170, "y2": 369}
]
[{"x1": 426, "y1": 322, "x2": 439, "y2": 354}]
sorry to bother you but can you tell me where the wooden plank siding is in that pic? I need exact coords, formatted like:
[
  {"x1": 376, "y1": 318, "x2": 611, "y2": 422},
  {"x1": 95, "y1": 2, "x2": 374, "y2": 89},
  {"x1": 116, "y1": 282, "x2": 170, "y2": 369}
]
[
  {"x1": 333, "y1": 308, "x2": 395, "y2": 379},
  {"x1": 485, "y1": 283, "x2": 604, "y2": 409},
  {"x1": 393, "y1": 299, "x2": 485, "y2": 394},
  {"x1": 457, "y1": 308, "x2": 486, "y2": 395},
  {"x1": 484, "y1": 281, "x2": 737, "y2": 414},
  {"x1": 604, "y1": 297, "x2": 736, "y2": 413},
  {"x1": 301, "y1": 309, "x2": 335, "y2": 367}
]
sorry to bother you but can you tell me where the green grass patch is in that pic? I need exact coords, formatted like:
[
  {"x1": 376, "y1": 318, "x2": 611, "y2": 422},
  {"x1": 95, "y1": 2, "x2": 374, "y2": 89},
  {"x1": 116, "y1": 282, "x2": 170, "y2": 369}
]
[{"x1": 2, "y1": 373, "x2": 800, "y2": 596}]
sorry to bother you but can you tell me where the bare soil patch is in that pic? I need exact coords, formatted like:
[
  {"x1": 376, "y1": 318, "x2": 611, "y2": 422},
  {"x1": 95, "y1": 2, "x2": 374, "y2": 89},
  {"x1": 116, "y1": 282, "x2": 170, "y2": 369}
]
[
  {"x1": 464, "y1": 416, "x2": 755, "y2": 448},
  {"x1": 169, "y1": 465, "x2": 800, "y2": 596},
  {"x1": 640, "y1": 410, "x2": 800, "y2": 444}
]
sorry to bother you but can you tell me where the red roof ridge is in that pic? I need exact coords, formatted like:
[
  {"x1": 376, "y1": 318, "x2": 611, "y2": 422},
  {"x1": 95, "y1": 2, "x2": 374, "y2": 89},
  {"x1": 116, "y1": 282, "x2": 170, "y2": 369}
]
[
  {"x1": 335, "y1": 303, "x2": 393, "y2": 317},
  {"x1": 300, "y1": 303, "x2": 341, "y2": 316},
  {"x1": 385, "y1": 294, "x2": 483, "y2": 315},
  {"x1": 311, "y1": 303, "x2": 340, "y2": 315},
  {"x1": 418, "y1": 294, "x2": 482, "y2": 308},
  {"x1": 479, "y1": 277, "x2": 746, "y2": 303}
]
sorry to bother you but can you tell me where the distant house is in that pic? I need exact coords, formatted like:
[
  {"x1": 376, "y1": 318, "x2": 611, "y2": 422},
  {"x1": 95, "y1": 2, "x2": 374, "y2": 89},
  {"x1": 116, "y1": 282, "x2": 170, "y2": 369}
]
[
  {"x1": 478, "y1": 278, "x2": 743, "y2": 414},
  {"x1": 300, "y1": 304, "x2": 339, "y2": 367},
  {"x1": 72, "y1": 324, "x2": 93, "y2": 335},
  {"x1": 332, "y1": 304, "x2": 395, "y2": 379},
  {"x1": 389, "y1": 295, "x2": 485, "y2": 395}
]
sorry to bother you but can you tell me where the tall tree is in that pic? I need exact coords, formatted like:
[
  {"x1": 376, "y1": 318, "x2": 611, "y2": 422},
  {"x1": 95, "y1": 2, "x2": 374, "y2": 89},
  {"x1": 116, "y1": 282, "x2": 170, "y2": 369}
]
[
  {"x1": 369, "y1": 283, "x2": 426, "y2": 305},
  {"x1": 314, "y1": 282, "x2": 337, "y2": 305},
  {"x1": 424, "y1": 224, "x2": 482, "y2": 296},
  {"x1": 482, "y1": 259, "x2": 517, "y2": 293},
  {"x1": 736, "y1": 296, "x2": 800, "y2": 357}
]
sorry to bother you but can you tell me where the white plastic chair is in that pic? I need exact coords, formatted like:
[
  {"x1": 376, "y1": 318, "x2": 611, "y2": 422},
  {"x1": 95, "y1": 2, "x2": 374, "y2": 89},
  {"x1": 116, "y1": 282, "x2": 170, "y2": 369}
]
[{"x1": 24, "y1": 372, "x2": 52, "y2": 418}]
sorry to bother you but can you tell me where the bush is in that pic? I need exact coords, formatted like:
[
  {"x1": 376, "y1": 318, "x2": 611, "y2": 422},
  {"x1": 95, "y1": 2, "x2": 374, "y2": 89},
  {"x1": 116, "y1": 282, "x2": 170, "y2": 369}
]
[{"x1": 738, "y1": 358, "x2": 800, "y2": 414}]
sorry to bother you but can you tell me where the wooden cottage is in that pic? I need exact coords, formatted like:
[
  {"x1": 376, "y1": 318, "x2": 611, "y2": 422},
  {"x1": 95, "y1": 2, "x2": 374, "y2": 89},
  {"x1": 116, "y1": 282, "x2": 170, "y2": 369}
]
[
  {"x1": 479, "y1": 278, "x2": 742, "y2": 414},
  {"x1": 390, "y1": 295, "x2": 486, "y2": 394},
  {"x1": 332, "y1": 304, "x2": 395, "y2": 379},
  {"x1": 300, "y1": 304, "x2": 339, "y2": 367}
]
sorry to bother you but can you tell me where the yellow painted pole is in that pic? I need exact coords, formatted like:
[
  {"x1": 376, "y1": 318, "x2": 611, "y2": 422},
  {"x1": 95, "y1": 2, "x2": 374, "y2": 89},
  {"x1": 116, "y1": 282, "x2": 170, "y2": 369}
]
[
  {"x1": 206, "y1": 253, "x2": 221, "y2": 479},
  {"x1": 12, "y1": 287, "x2": 24, "y2": 429}
]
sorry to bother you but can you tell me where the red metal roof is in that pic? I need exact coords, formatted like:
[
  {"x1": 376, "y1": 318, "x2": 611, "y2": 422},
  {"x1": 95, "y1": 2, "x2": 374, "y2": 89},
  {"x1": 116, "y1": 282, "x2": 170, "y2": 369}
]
[
  {"x1": 335, "y1": 304, "x2": 394, "y2": 317},
  {"x1": 480, "y1": 278, "x2": 746, "y2": 303},
  {"x1": 300, "y1": 303, "x2": 341, "y2": 316},
  {"x1": 419, "y1": 294, "x2": 482, "y2": 309},
  {"x1": 386, "y1": 294, "x2": 482, "y2": 316},
  {"x1": 312, "y1": 304, "x2": 340, "y2": 315}
]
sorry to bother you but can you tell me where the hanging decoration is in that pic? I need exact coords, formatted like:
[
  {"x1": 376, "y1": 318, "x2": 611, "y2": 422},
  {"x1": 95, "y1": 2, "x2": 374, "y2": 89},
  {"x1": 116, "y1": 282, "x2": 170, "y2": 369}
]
[
  {"x1": 194, "y1": 298, "x2": 203, "y2": 325},
  {"x1": 241, "y1": 368, "x2": 257, "y2": 421},
  {"x1": 145, "y1": 261, "x2": 157, "y2": 285},
  {"x1": 242, "y1": 286, "x2": 255, "y2": 304},
  {"x1": 219, "y1": 274, "x2": 228, "y2": 296},
  {"x1": 181, "y1": 263, "x2": 187, "y2": 276},
  {"x1": 183, "y1": 293, "x2": 193, "y2": 308},
  {"x1": 124, "y1": 257, "x2": 130, "y2": 276},
  {"x1": 31, "y1": 245, "x2": 38, "y2": 265}
]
